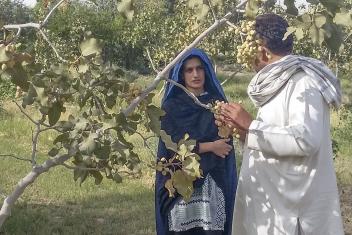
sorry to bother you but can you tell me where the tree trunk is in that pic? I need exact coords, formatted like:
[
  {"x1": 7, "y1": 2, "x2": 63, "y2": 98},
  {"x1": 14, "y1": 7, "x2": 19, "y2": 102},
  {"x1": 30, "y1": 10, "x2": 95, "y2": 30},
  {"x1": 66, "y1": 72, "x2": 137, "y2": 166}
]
[{"x1": 0, "y1": 154, "x2": 71, "y2": 228}]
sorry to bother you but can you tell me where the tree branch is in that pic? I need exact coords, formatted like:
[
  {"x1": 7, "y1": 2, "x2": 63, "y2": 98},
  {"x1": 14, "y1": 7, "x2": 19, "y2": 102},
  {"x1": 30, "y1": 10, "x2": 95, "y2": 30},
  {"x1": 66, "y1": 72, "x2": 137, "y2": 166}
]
[
  {"x1": 14, "y1": 101, "x2": 39, "y2": 125},
  {"x1": 61, "y1": 163, "x2": 103, "y2": 171},
  {"x1": 2, "y1": 0, "x2": 69, "y2": 62},
  {"x1": 42, "y1": 0, "x2": 68, "y2": 27},
  {"x1": 220, "y1": 66, "x2": 242, "y2": 86},
  {"x1": 122, "y1": 12, "x2": 236, "y2": 116},
  {"x1": 0, "y1": 154, "x2": 71, "y2": 227},
  {"x1": 146, "y1": 47, "x2": 159, "y2": 73},
  {"x1": 38, "y1": 29, "x2": 68, "y2": 63},
  {"x1": 207, "y1": 0, "x2": 217, "y2": 21},
  {"x1": 165, "y1": 78, "x2": 211, "y2": 109},
  {"x1": 0, "y1": 154, "x2": 32, "y2": 163}
]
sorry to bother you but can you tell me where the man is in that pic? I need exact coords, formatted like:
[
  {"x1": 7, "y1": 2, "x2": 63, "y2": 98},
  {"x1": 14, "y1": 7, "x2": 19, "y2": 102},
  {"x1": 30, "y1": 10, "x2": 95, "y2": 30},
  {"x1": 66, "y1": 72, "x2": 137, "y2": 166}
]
[
  {"x1": 218, "y1": 14, "x2": 344, "y2": 235},
  {"x1": 155, "y1": 48, "x2": 237, "y2": 235}
]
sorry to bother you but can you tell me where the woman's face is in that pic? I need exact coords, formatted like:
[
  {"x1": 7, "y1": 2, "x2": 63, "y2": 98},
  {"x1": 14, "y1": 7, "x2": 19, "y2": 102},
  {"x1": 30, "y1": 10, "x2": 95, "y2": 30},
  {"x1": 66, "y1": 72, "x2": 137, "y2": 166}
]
[{"x1": 182, "y1": 57, "x2": 205, "y2": 95}]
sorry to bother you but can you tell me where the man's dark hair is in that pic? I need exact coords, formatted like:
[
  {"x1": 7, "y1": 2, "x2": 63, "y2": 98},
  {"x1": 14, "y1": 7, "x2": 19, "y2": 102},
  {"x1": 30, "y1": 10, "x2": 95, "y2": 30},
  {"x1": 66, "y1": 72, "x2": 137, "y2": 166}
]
[{"x1": 255, "y1": 14, "x2": 293, "y2": 55}]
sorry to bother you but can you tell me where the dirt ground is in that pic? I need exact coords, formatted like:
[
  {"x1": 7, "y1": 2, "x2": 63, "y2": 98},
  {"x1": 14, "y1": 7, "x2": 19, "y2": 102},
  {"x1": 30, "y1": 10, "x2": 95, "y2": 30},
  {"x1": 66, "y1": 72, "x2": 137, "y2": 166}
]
[{"x1": 340, "y1": 184, "x2": 352, "y2": 234}]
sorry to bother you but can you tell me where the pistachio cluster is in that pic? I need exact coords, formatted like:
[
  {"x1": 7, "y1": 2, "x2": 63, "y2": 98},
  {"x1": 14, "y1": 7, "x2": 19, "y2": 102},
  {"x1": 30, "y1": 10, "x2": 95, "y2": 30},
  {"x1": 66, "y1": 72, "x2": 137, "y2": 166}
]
[
  {"x1": 233, "y1": 21, "x2": 263, "y2": 69},
  {"x1": 212, "y1": 100, "x2": 240, "y2": 139}
]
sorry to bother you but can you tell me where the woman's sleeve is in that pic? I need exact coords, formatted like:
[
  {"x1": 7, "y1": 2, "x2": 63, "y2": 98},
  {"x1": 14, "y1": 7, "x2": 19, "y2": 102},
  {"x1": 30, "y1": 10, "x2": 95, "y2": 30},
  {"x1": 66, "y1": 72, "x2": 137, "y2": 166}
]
[{"x1": 246, "y1": 73, "x2": 326, "y2": 157}]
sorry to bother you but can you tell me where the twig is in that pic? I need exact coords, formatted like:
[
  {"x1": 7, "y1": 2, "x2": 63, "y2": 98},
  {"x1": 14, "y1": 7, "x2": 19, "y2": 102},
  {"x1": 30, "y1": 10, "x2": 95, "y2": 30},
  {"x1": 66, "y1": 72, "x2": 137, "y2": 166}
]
[
  {"x1": 122, "y1": 10, "x2": 238, "y2": 116},
  {"x1": 0, "y1": 154, "x2": 32, "y2": 163},
  {"x1": 31, "y1": 124, "x2": 41, "y2": 166},
  {"x1": 2, "y1": 0, "x2": 69, "y2": 62},
  {"x1": 14, "y1": 101, "x2": 39, "y2": 125},
  {"x1": 226, "y1": 20, "x2": 237, "y2": 29},
  {"x1": 38, "y1": 29, "x2": 68, "y2": 63},
  {"x1": 133, "y1": 129, "x2": 157, "y2": 159},
  {"x1": 220, "y1": 67, "x2": 242, "y2": 86},
  {"x1": 207, "y1": 0, "x2": 217, "y2": 21},
  {"x1": 61, "y1": 163, "x2": 103, "y2": 171},
  {"x1": 165, "y1": 78, "x2": 211, "y2": 109},
  {"x1": 42, "y1": 0, "x2": 68, "y2": 27},
  {"x1": 146, "y1": 48, "x2": 159, "y2": 73}
]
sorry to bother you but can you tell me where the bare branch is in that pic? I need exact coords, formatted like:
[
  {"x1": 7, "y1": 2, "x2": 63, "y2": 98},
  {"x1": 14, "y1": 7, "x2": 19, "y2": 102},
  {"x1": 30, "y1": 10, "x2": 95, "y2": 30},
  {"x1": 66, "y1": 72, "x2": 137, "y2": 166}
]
[
  {"x1": 38, "y1": 29, "x2": 68, "y2": 63},
  {"x1": 122, "y1": 11, "x2": 236, "y2": 116},
  {"x1": 31, "y1": 124, "x2": 41, "y2": 166},
  {"x1": 132, "y1": 129, "x2": 157, "y2": 159},
  {"x1": 14, "y1": 101, "x2": 39, "y2": 125},
  {"x1": 165, "y1": 78, "x2": 211, "y2": 109},
  {"x1": 0, "y1": 154, "x2": 32, "y2": 163},
  {"x1": 207, "y1": 0, "x2": 217, "y2": 21},
  {"x1": 226, "y1": 20, "x2": 237, "y2": 29},
  {"x1": 122, "y1": 1, "x2": 247, "y2": 116},
  {"x1": 42, "y1": 0, "x2": 68, "y2": 27},
  {"x1": 0, "y1": 154, "x2": 71, "y2": 227},
  {"x1": 61, "y1": 163, "x2": 103, "y2": 171},
  {"x1": 3, "y1": 23, "x2": 40, "y2": 30},
  {"x1": 220, "y1": 67, "x2": 243, "y2": 86},
  {"x1": 146, "y1": 48, "x2": 159, "y2": 74}
]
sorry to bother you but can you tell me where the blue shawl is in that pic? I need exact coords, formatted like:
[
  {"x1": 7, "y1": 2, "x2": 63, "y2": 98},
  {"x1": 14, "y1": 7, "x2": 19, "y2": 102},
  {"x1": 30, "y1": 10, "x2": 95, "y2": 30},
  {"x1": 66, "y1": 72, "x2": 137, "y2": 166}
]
[{"x1": 155, "y1": 48, "x2": 237, "y2": 235}]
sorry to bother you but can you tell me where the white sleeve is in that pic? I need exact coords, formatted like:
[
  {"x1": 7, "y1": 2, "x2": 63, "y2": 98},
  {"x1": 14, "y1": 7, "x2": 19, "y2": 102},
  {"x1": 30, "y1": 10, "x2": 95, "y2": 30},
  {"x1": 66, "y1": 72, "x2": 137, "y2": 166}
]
[{"x1": 246, "y1": 75, "x2": 326, "y2": 157}]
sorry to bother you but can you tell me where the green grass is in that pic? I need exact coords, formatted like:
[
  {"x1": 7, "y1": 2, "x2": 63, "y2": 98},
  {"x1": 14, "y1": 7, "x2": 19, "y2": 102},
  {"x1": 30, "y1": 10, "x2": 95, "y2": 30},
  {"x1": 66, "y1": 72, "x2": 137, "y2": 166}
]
[{"x1": 0, "y1": 72, "x2": 351, "y2": 234}]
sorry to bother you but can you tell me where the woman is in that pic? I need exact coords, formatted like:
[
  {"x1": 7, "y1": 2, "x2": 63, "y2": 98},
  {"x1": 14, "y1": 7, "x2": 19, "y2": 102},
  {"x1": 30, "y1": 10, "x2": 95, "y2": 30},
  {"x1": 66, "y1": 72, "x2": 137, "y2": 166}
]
[{"x1": 155, "y1": 48, "x2": 237, "y2": 235}]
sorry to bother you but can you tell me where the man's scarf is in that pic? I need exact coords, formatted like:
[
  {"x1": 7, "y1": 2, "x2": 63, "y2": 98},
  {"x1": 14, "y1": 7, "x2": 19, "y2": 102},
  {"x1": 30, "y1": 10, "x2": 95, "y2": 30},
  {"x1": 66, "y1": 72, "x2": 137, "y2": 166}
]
[{"x1": 247, "y1": 55, "x2": 342, "y2": 108}]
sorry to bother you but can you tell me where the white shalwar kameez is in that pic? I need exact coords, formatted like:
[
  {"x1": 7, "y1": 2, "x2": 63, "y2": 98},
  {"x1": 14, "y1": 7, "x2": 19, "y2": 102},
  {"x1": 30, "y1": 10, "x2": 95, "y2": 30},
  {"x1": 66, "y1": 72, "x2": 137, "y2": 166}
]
[{"x1": 232, "y1": 55, "x2": 345, "y2": 235}]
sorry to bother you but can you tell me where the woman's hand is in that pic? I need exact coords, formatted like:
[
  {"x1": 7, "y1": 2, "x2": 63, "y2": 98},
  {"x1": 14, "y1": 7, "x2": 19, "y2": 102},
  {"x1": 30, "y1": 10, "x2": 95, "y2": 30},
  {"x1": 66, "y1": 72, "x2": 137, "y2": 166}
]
[{"x1": 211, "y1": 138, "x2": 232, "y2": 158}]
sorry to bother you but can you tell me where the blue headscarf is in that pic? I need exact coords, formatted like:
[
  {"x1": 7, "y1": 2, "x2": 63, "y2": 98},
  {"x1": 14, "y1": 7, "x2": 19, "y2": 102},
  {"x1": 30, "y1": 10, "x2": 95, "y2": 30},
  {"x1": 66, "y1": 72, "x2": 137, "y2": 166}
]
[
  {"x1": 155, "y1": 48, "x2": 237, "y2": 235},
  {"x1": 162, "y1": 48, "x2": 227, "y2": 103}
]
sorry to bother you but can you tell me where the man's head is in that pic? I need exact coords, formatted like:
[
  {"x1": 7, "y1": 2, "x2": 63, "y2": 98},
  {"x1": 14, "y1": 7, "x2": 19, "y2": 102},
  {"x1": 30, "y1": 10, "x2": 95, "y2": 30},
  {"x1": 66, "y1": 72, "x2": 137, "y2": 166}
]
[
  {"x1": 182, "y1": 56, "x2": 205, "y2": 96},
  {"x1": 253, "y1": 14, "x2": 294, "y2": 72}
]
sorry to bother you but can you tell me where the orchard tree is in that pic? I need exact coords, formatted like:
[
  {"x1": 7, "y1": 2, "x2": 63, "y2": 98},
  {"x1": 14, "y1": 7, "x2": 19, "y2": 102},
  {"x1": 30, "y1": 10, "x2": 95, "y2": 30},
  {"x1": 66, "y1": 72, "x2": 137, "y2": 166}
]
[{"x1": 0, "y1": 0, "x2": 352, "y2": 229}]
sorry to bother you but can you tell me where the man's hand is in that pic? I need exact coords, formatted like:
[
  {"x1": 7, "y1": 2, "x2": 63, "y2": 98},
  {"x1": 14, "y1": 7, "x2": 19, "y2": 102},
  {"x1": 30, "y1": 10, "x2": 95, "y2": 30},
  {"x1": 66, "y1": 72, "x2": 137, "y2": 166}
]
[{"x1": 219, "y1": 103, "x2": 253, "y2": 132}]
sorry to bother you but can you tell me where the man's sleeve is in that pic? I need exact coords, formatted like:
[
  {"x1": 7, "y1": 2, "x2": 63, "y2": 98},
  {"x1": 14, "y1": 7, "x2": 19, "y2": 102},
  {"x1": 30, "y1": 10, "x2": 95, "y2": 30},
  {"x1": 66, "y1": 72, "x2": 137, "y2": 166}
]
[{"x1": 246, "y1": 74, "x2": 326, "y2": 157}]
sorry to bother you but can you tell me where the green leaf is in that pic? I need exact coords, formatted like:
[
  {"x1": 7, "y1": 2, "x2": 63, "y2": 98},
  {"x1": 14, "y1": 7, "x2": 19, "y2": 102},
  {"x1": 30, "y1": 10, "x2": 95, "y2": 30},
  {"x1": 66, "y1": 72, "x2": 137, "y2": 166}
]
[
  {"x1": 0, "y1": 45, "x2": 12, "y2": 63},
  {"x1": 160, "y1": 130, "x2": 178, "y2": 152},
  {"x1": 113, "y1": 172, "x2": 123, "y2": 183},
  {"x1": 33, "y1": 85, "x2": 48, "y2": 107},
  {"x1": 80, "y1": 38, "x2": 102, "y2": 57},
  {"x1": 284, "y1": 0, "x2": 298, "y2": 16},
  {"x1": 283, "y1": 26, "x2": 296, "y2": 40},
  {"x1": 48, "y1": 147, "x2": 59, "y2": 157},
  {"x1": 22, "y1": 84, "x2": 37, "y2": 108},
  {"x1": 7, "y1": 64, "x2": 30, "y2": 91},
  {"x1": 183, "y1": 155, "x2": 201, "y2": 178},
  {"x1": 117, "y1": 0, "x2": 134, "y2": 21},
  {"x1": 53, "y1": 132, "x2": 69, "y2": 145},
  {"x1": 78, "y1": 64, "x2": 89, "y2": 74},
  {"x1": 48, "y1": 102, "x2": 62, "y2": 126},
  {"x1": 323, "y1": 22, "x2": 344, "y2": 52},
  {"x1": 146, "y1": 105, "x2": 165, "y2": 134},
  {"x1": 309, "y1": 25, "x2": 325, "y2": 46},
  {"x1": 245, "y1": 0, "x2": 259, "y2": 19},
  {"x1": 334, "y1": 12, "x2": 352, "y2": 27},
  {"x1": 79, "y1": 133, "x2": 98, "y2": 155},
  {"x1": 319, "y1": 0, "x2": 343, "y2": 14},
  {"x1": 172, "y1": 170, "x2": 195, "y2": 202},
  {"x1": 301, "y1": 14, "x2": 311, "y2": 23},
  {"x1": 73, "y1": 166, "x2": 88, "y2": 186},
  {"x1": 295, "y1": 27, "x2": 304, "y2": 40},
  {"x1": 94, "y1": 145, "x2": 111, "y2": 159},
  {"x1": 165, "y1": 179, "x2": 176, "y2": 197},
  {"x1": 314, "y1": 14, "x2": 326, "y2": 28},
  {"x1": 90, "y1": 170, "x2": 103, "y2": 185}
]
